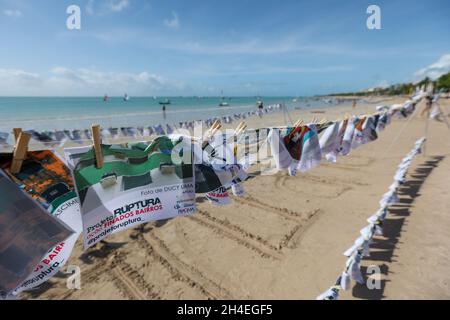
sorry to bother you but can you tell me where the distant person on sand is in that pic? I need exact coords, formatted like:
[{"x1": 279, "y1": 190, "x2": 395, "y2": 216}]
[
  {"x1": 352, "y1": 100, "x2": 357, "y2": 109},
  {"x1": 162, "y1": 105, "x2": 167, "y2": 120},
  {"x1": 257, "y1": 100, "x2": 264, "y2": 117},
  {"x1": 421, "y1": 95, "x2": 433, "y2": 117}
]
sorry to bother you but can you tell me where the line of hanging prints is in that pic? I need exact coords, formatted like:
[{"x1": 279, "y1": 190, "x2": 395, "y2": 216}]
[{"x1": 0, "y1": 88, "x2": 429, "y2": 299}]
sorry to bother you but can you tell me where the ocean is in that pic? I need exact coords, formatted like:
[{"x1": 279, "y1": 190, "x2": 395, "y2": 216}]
[{"x1": 0, "y1": 96, "x2": 330, "y2": 132}]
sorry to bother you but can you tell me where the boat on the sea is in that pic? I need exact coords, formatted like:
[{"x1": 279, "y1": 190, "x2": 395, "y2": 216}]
[
  {"x1": 256, "y1": 97, "x2": 264, "y2": 108},
  {"x1": 159, "y1": 99, "x2": 171, "y2": 105},
  {"x1": 218, "y1": 90, "x2": 230, "y2": 107},
  {"x1": 123, "y1": 93, "x2": 130, "y2": 102}
]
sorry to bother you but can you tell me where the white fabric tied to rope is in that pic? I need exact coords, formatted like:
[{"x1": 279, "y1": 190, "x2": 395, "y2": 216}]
[
  {"x1": 346, "y1": 251, "x2": 365, "y2": 285},
  {"x1": 360, "y1": 224, "x2": 375, "y2": 239},
  {"x1": 319, "y1": 122, "x2": 340, "y2": 163},
  {"x1": 360, "y1": 225, "x2": 376, "y2": 257},
  {"x1": 316, "y1": 286, "x2": 340, "y2": 300},
  {"x1": 388, "y1": 181, "x2": 399, "y2": 192},
  {"x1": 340, "y1": 271, "x2": 351, "y2": 291},
  {"x1": 231, "y1": 182, "x2": 246, "y2": 197},
  {"x1": 362, "y1": 239, "x2": 372, "y2": 257},
  {"x1": 374, "y1": 223, "x2": 383, "y2": 236},
  {"x1": 379, "y1": 190, "x2": 400, "y2": 208},
  {"x1": 317, "y1": 275, "x2": 342, "y2": 300},
  {"x1": 343, "y1": 236, "x2": 365, "y2": 257},
  {"x1": 340, "y1": 117, "x2": 356, "y2": 156}
]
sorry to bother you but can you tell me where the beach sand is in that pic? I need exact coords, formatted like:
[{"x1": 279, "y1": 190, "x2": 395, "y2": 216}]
[{"x1": 21, "y1": 96, "x2": 450, "y2": 300}]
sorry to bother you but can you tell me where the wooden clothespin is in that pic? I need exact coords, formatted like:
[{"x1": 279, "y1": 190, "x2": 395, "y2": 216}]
[
  {"x1": 210, "y1": 121, "x2": 222, "y2": 136},
  {"x1": 12, "y1": 128, "x2": 28, "y2": 162},
  {"x1": 91, "y1": 124, "x2": 104, "y2": 169},
  {"x1": 206, "y1": 120, "x2": 221, "y2": 137},
  {"x1": 234, "y1": 122, "x2": 245, "y2": 133},
  {"x1": 211, "y1": 120, "x2": 220, "y2": 130},
  {"x1": 293, "y1": 119, "x2": 303, "y2": 128},
  {"x1": 202, "y1": 120, "x2": 222, "y2": 148},
  {"x1": 318, "y1": 118, "x2": 328, "y2": 125},
  {"x1": 13, "y1": 128, "x2": 23, "y2": 142},
  {"x1": 234, "y1": 122, "x2": 247, "y2": 137},
  {"x1": 232, "y1": 122, "x2": 247, "y2": 157},
  {"x1": 10, "y1": 131, "x2": 31, "y2": 174}
]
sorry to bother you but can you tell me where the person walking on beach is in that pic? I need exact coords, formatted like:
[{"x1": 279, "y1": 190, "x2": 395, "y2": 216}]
[
  {"x1": 421, "y1": 95, "x2": 433, "y2": 117},
  {"x1": 257, "y1": 100, "x2": 264, "y2": 118},
  {"x1": 162, "y1": 105, "x2": 167, "y2": 120}
]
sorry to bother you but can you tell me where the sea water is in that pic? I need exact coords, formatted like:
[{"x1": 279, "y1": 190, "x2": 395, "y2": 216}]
[{"x1": 0, "y1": 96, "x2": 328, "y2": 131}]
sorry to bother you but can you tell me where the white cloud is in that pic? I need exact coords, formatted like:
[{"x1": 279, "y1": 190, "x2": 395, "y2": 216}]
[
  {"x1": 0, "y1": 69, "x2": 40, "y2": 83},
  {"x1": 0, "y1": 67, "x2": 184, "y2": 96},
  {"x1": 3, "y1": 9, "x2": 22, "y2": 18},
  {"x1": 82, "y1": 0, "x2": 130, "y2": 15},
  {"x1": 414, "y1": 54, "x2": 450, "y2": 80},
  {"x1": 164, "y1": 11, "x2": 180, "y2": 29},
  {"x1": 108, "y1": 0, "x2": 130, "y2": 12},
  {"x1": 0, "y1": 69, "x2": 43, "y2": 95}
]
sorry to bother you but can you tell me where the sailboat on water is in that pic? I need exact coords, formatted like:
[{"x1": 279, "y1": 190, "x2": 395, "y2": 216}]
[
  {"x1": 159, "y1": 98, "x2": 171, "y2": 105},
  {"x1": 218, "y1": 90, "x2": 230, "y2": 107}
]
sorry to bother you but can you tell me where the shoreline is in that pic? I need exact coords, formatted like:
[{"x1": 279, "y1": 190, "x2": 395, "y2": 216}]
[
  {"x1": 0, "y1": 95, "x2": 395, "y2": 133},
  {"x1": 1, "y1": 96, "x2": 396, "y2": 152}
]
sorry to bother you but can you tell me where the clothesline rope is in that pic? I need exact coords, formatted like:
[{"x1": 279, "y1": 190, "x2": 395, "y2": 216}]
[{"x1": 381, "y1": 104, "x2": 420, "y2": 159}]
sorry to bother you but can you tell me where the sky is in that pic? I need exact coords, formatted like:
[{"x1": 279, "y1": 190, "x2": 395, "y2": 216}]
[{"x1": 0, "y1": 0, "x2": 449, "y2": 96}]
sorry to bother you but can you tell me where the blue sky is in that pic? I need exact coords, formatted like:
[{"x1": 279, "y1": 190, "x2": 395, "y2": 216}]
[{"x1": 0, "y1": 0, "x2": 449, "y2": 96}]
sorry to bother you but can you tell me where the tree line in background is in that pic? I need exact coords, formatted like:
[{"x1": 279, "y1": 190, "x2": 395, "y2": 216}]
[{"x1": 330, "y1": 71, "x2": 450, "y2": 96}]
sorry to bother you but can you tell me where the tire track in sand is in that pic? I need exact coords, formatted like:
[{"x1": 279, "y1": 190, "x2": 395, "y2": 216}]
[
  {"x1": 110, "y1": 257, "x2": 161, "y2": 300},
  {"x1": 173, "y1": 222, "x2": 250, "y2": 299},
  {"x1": 208, "y1": 199, "x2": 323, "y2": 251},
  {"x1": 189, "y1": 210, "x2": 284, "y2": 260},
  {"x1": 231, "y1": 194, "x2": 316, "y2": 223},
  {"x1": 53, "y1": 255, "x2": 114, "y2": 300},
  {"x1": 275, "y1": 175, "x2": 351, "y2": 199},
  {"x1": 320, "y1": 156, "x2": 376, "y2": 172},
  {"x1": 137, "y1": 233, "x2": 233, "y2": 299},
  {"x1": 300, "y1": 172, "x2": 369, "y2": 187},
  {"x1": 278, "y1": 208, "x2": 324, "y2": 249},
  {"x1": 74, "y1": 250, "x2": 161, "y2": 300}
]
